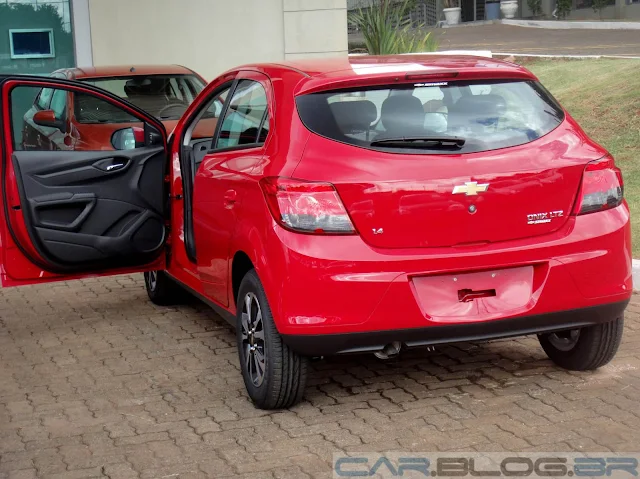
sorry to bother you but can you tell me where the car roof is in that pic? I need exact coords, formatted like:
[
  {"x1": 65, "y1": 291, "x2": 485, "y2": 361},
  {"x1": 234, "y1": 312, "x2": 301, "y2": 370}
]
[
  {"x1": 236, "y1": 55, "x2": 537, "y2": 95},
  {"x1": 54, "y1": 65, "x2": 198, "y2": 80},
  {"x1": 278, "y1": 55, "x2": 527, "y2": 75}
]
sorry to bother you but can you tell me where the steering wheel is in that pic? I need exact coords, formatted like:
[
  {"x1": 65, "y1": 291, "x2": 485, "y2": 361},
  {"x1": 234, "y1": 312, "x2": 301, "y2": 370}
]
[{"x1": 157, "y1": 103, "x2": 187, "y2": 119}]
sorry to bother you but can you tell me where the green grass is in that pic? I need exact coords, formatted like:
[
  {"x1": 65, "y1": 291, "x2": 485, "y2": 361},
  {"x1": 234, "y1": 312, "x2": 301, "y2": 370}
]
[{"x1": 526, "y1": 59, "x2": 640, "y2": 256}]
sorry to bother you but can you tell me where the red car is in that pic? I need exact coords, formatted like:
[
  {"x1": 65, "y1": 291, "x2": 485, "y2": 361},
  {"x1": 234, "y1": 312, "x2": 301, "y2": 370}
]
[
  {"x1": 0, "y1": 56, "x2": 631, "y2": 410},
  {"x1": 19, "y1": 65, "x2": 211, "y2": 151}
]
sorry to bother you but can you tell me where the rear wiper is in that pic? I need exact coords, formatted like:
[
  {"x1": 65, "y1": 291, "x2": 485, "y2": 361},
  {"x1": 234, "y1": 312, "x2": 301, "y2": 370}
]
[{"x1": 370, "y1": 136, "x2": 466, "y2": 149}]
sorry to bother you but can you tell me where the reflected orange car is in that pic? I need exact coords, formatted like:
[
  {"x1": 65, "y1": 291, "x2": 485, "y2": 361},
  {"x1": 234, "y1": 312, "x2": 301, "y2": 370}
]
[{"x1": 21, "y1": 65, "x2": 218, "y2": 151}]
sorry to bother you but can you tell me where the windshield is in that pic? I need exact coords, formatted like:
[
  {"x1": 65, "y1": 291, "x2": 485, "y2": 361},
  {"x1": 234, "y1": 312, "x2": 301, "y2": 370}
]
[
  {"x1": 78, "y1": 74, "x2": 205, "y2": 122},
  {"x1": 295, "y1": 80, "x2": 565, "y2": 154}
]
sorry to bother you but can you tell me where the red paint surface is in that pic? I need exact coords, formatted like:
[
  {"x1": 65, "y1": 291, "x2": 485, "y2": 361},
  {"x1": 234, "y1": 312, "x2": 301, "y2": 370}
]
[{"x1": 1, "y1": 56, "x2": 632, "y2": 340}]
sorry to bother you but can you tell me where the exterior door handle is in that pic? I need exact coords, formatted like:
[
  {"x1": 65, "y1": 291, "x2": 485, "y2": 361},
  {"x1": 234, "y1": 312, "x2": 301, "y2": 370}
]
[{"x1": 224, "y1": 190, "x2": 237, "y2": 208}]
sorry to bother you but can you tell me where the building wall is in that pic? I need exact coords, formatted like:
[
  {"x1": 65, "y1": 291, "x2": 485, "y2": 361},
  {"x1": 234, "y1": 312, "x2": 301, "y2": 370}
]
[
  {"x1": 0, "y1": 0, "x2": 75, "y2": 75},
  {"x1": 284, "y1": 0, "x2": 348, "y2": 59},
  {"x1": 88, "y1": 0, "x2": 348, "y2": 80}
]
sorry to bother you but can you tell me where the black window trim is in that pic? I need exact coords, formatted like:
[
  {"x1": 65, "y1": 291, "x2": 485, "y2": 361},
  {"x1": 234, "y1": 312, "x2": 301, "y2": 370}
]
[{"x1": 210, "y1": 79, "x2": 240, "y2": 151}]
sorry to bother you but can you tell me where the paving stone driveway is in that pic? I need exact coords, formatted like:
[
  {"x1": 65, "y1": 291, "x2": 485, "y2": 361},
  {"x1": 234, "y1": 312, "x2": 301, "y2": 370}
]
[{"x1": 1, "y1": 275, "x2": 639, "y2": 479}]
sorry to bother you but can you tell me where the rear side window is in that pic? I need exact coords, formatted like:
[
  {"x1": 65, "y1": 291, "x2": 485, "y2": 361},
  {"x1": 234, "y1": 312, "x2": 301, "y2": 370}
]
[
  {"x1": 214, "y1": 80, "x2": 269, "y2": 150},
  {"x1": 295, "y1": 80, "x2": 564, "y2": 154},
  {"x1": 35, "y1": 88, "x2": 53, "y2": 110},
  {"x1": 50, "y1": 89, "x2": 67, "y2": 120}
]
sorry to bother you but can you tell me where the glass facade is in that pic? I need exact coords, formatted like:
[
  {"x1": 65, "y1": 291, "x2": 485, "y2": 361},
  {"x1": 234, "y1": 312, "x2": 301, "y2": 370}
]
[{"x1": 0, "y1": 0, "x2": 75, "y2": 75}]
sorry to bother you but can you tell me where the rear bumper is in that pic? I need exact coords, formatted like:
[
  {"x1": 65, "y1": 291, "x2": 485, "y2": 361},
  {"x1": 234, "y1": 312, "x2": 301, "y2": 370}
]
[
  {"x1": 281, "y1": 300, "x2": 629, "y2": 355},
  {"x1": 256, "y1": 204, "x2": 632, "y2": 349}
]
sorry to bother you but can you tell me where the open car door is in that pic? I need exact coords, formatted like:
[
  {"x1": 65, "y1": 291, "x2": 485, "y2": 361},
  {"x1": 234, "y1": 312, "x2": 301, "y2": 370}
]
[{"x1": 0, "y1": 75, "x2": 169, "y2": 287}]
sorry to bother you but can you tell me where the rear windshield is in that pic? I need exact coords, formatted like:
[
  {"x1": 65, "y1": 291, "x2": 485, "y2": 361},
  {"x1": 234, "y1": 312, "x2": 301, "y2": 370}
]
[
  {"x1": 295, "y1": 80, "x2": 564, "y2": 154},
  {"x1": 78, "y1": 74, "x2": 205, "y2": 122}
]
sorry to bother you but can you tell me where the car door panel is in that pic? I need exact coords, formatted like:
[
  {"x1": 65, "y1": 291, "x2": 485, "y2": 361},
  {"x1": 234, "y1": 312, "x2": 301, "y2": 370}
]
[
  {"x1": 10, "y1": 146, "x2": 165, "y2": 269},
  {"x1": 193, "y1": 71, "x2": 273, "y2": 306},
  {"x1": 0, "y1": 76, "x2": 169, "y2": 286}
]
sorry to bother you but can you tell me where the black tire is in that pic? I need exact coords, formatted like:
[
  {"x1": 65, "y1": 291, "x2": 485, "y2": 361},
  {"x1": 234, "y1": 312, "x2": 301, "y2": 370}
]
[
  {"x1": 144, "y1": 270, "x2": 187, "y2": 306},
  {"x1": 538, "y1": 316, "x2": 624, "y2": 371},
  {"x1": 236, "y1": 269, "x2": 308, "y2": 409}
]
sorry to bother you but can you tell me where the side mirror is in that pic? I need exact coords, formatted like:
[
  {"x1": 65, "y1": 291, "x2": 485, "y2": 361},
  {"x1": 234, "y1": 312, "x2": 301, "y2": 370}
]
[
  {"x1": 33, "y1": 110, "x2": 66, "y2": 133},
  {"x1": 111, "y1": 127, "x2": 145, "y2": 150},
  {"x1": 144, "y1": 123, "x2": 163, "y2": 147}
]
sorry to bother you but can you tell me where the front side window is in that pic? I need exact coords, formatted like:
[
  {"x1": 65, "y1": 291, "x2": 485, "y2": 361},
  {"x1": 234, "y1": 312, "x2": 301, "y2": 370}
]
[
  {"x1": 296, "y1": 80, "x2": 565, "y2": 155},
  {"x1": 214, "y1": 80, "x2": 269, "y2": 150},
  {"x1": 12, "y1": 85, "x2": 148, "y2": 151},
  {"x1": 80, "y1": 74, "x2": 206, "y2": 120}
]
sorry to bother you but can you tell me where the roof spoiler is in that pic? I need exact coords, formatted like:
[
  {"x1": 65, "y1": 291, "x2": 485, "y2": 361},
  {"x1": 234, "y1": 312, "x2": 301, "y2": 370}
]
[{"x1": 349, "y1": 50, "x2": 493, "y2": 58}]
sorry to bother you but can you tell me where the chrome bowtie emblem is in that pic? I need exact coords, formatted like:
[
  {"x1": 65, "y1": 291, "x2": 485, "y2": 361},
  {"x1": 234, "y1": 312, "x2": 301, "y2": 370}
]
[{"x1": 452, "y1": 181, "x2": 489, "y2": 196}]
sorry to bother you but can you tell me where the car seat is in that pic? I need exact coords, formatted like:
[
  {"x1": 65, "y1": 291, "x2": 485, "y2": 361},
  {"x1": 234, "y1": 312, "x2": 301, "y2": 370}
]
[
  {"x1": 448, "y1": 94, "x2": 507, "y2": 134},
  {"x1": 329, "y1": 100, "x2": 377, "y2": 140},
  {"x1": 377, "y1": 95, "x2": 425, "y2": 139}
]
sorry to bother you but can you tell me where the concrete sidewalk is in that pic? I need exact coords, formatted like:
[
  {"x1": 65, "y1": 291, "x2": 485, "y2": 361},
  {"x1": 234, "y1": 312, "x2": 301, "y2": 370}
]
[{"x1": 1, "y1": 275, "x2": 640, "y2": 478}]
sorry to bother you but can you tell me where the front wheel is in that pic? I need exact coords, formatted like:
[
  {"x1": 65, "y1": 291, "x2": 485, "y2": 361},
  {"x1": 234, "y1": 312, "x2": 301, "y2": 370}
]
[
  {"x1": 236, "y1": 270, "x2": 308, "y2": 409},
  {"x1": 144, "y1": 270, "x2": 187, "y2": 306},
  {"x1": 538, "y1": 316, "x2": 624, "y2": 371}
]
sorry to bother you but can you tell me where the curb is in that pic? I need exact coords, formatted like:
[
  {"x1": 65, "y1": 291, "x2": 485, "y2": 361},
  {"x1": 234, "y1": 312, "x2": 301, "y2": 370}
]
[
  {"x1": 502, "y1": 19, "x2": 640, "y2": 30},
  {"x1": 633, "y1": 260, "x2": 640, "y2": 293},
  {"x1": 436, "y1": 18, "x2": 640, "y2": 30},
  {"x1": 493, "y1": 52, "x2": 640, "y2": 59},
  {"x1": 350, "y1": 51, "x2": 640, "y2": 60}
]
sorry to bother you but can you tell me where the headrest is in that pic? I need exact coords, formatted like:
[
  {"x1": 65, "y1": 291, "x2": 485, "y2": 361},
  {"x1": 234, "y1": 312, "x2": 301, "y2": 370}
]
[
  {"x1": 451, "y1": 94, "x2": 507, "y2": 117},
  {"x1": 124, "y1": 78, "x2": 166, "y2": 96},
  {"x1": 380, "y1": 95, "x2": 424, "y2": 133},
  {"x1": 329, "y1": 100, "x2": 377, "y2": 134}
]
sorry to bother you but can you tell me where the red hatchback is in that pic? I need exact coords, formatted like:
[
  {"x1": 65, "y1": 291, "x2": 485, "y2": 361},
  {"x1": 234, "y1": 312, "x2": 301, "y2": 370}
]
[{"x1": 0, "y1": 56, "x2": 631, "y2": 409}]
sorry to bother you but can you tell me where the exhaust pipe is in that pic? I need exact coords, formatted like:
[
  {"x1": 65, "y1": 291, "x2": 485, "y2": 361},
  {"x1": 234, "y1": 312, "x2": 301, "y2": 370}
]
[{"x1": 374, "y1": 341, "x2": 402, "y2": 360}]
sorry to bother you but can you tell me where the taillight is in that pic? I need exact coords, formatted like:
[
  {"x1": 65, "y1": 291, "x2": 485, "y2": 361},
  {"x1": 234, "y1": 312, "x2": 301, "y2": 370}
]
[
  {"x1": 573, "y1": 156, "x2": 623, "y2": 216},
  {"x1": 259, "y1": 177, "x2": 356, "y2": 234}
]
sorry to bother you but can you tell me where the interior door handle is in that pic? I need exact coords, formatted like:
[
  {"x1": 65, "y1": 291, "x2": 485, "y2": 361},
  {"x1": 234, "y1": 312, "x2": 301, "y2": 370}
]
[
  {"x1": 224, "y1": 190, "x2": 237, "y2": 208},
  {"x1": 93, "y1": 157, "x2": 130, "y2": 173}
]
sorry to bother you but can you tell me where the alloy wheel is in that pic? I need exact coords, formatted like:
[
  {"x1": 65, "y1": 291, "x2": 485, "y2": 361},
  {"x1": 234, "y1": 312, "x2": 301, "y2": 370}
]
[
  {"x1": 146, "y1": 271, "x2": 158, "y2": 292},
  {"x1": 240, "y1": 292, "x2": 266, "y2": 387}
]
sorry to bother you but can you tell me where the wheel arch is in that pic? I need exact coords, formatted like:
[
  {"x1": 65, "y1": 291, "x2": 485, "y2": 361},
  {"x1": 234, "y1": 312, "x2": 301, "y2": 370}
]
[{"x1": 231, "y1": 250, "x2": 254, "y2": 307}]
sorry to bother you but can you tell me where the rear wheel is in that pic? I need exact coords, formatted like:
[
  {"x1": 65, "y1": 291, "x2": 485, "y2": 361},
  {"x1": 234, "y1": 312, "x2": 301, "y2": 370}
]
[
  {"x1": 538, "y1": 316, "x2": 624, "y2": 370},
  {"x1": 236, "y1": 270, "x2": 308, "y2": 409},
  {"x1": 144, "y1": 270, "x2": 187, "y2": 306}
]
